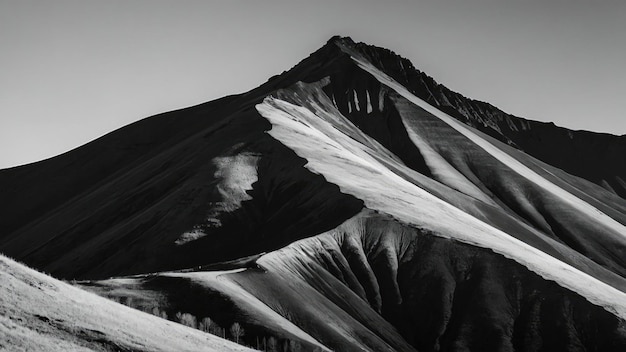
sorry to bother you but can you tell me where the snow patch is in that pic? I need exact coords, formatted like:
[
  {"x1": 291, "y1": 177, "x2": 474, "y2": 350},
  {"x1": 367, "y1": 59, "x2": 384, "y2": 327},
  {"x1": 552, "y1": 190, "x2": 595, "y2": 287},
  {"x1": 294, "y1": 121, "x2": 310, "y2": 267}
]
[
  {"x1": 175, "y1": 153, "x2": 260, "y2": 245},
  {"x1": 214, "y1": 153, "x2": 260, "y2": 207},
  {"x1": 365, "y1": 90, "x2": 373, "y2": 114},
  {"x1": 175, "y1": 229, "x2": 209, "y2": 246},
  {"x1": 353, "y1": 90, "x2": 360, "y2": 112}
]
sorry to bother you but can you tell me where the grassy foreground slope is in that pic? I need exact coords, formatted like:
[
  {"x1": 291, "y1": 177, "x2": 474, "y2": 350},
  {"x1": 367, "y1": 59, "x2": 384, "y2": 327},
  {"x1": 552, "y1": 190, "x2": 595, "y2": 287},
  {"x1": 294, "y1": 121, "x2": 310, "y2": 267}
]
[{"x1": 0, "y1": 254, "x2": 254, "y2": 352}]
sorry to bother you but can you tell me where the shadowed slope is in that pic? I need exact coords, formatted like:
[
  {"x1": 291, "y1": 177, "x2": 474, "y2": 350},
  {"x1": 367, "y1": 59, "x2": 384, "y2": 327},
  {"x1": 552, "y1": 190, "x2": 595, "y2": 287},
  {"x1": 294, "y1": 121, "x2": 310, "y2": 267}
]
[
  {"x1": 0, "y1": 109, "x2": 362, "y2": 279},
  {"x1": 0, "y1": 40, "x2": 364, "y2": 279}
]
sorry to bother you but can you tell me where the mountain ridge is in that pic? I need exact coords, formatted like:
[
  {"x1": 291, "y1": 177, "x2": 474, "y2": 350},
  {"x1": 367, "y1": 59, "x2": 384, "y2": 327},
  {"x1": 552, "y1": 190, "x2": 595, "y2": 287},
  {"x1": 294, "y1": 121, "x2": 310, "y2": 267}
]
[
  {"x1": 329, "y1": 36, "x2": 626, "y2": 197},
  {"x1": 3, "y1": 35, "x2": 625, "y2": 194}
]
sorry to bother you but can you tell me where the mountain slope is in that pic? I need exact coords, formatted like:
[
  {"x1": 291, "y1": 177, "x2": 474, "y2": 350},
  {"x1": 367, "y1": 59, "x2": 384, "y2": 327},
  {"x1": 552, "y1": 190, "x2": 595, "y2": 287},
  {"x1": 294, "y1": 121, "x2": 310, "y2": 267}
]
[
  {"x1": 348, "y1": 39, "x2": 626, "y2": 197},
  {"x1": 0, "y1": 254, "x2": 252, "y2": 352},
  {"x1": 81, "y1": 211, "x2": 626, "y2": 352},
  {"x1": 1, "y1": 37, "x2": 624, "y2": 282},
  {"x1": 257, "y1": 75, "x2": 626, "y2": 318},
  {"x1": 1, "y1": 36, "x2": 626, "y2": 351},
  {"x1": 0, "y1": 39, "x2": 365, "y2": 280}
]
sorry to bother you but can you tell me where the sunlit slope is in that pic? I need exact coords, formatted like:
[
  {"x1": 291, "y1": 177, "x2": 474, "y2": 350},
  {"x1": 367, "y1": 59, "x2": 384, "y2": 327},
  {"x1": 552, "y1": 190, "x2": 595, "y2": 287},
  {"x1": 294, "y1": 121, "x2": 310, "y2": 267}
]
[
  {"x1": 331, "y1": 40, "x2": 626, "y2": 279},
  {"x1": 82, "y1": 212, "x2": 626, "y2": 351},
  {"x1": 0, "y1": 254, "x2": 253, "y2": 352},
  {"x1": 252, "y1": 212, "x2": 626, "y2": 351},
  {"x1": 82, "y1": 263, "x2": 414, "y2": 352},
  {"x1": 257, "y1": 76, "x2": 626, "y2": 318},
  {"x1": 389, "y1": 91, "x2": 626, "y2": 273}
]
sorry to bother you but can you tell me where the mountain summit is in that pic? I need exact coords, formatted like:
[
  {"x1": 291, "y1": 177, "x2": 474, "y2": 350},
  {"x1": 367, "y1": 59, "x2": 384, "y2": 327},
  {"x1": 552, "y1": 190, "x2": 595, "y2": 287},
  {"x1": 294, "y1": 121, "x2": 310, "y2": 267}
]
[{"x1": 2, "y1": 36, "x2": 626, "y2": 351}]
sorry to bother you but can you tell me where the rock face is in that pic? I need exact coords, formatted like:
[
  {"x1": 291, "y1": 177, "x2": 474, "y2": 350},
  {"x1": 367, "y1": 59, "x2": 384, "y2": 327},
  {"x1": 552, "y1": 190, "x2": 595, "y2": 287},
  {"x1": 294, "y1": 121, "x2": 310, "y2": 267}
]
[{"x1": 2, "y1": 36, "x2": 626, "y2": 351}]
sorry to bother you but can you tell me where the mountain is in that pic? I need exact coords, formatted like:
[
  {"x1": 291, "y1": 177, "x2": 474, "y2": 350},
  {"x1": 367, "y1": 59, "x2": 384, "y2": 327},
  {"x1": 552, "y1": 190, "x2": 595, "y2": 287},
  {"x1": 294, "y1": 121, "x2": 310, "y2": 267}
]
[{"x1": 1, "y1": 36, "x2": 625, "y2": 351}]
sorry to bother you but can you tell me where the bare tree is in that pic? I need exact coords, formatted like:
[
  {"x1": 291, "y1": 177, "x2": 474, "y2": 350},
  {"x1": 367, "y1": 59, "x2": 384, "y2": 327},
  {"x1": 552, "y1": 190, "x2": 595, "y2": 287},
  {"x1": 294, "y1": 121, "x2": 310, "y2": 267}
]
[
  {"x1": 198, "y1": 317, "x2": 215, "y2": 333},
  {"x1": 267, "y1": 336, "x2": 277, "y2": 352},
  {"x1": 230, "y1": 322, "x2": 245, "y2": 344}
]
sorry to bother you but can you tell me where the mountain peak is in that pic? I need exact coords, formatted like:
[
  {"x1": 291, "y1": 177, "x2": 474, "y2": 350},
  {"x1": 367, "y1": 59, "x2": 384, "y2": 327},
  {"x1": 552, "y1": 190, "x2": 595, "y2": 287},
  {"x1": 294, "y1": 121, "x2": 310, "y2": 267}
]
[
  {"x1": 326, "y1": 34, "x2": 352, "y2": 44},
  {"x1": 318, "y1": 36, "x2": 626, "y2": 193},
  {"x1": 326, "y1": 35, "x2": 416, "y2": 73}
]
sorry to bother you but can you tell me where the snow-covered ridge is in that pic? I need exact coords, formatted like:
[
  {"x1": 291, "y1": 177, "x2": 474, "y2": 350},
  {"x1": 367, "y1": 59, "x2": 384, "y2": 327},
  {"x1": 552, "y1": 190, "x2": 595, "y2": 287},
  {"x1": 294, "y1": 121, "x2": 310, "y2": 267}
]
[
  {"x1": 255, "y1": 80, "x2": 626, "y2": 320},
  {"x1": 339, "y1": 45, "x2": 626, "y2": 242}
]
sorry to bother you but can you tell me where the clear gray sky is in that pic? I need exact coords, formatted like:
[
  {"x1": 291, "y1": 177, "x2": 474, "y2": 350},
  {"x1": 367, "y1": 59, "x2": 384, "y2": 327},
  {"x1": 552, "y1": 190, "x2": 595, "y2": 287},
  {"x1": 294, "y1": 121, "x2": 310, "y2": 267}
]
[{"x1": 1, "y1": 0, "x2": 625, "y2": 169}]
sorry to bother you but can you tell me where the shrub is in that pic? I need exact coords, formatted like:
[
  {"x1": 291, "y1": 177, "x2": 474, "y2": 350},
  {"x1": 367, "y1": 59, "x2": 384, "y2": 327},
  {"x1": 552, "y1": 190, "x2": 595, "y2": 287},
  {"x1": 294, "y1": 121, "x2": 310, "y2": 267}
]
[
  {"x1": 151, "y1": 306, "x2": 168, "y2": 320},
  {"x1": 175, "y1": 312, "x2": 197, "y2": 329}
]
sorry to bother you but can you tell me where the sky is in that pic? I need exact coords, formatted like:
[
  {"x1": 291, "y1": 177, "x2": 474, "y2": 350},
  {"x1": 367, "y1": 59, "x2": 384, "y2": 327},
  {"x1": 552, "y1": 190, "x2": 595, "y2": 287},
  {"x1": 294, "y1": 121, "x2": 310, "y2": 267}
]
[{"x1": 1, "y1": 0, "x2": 625, "y2": 169}]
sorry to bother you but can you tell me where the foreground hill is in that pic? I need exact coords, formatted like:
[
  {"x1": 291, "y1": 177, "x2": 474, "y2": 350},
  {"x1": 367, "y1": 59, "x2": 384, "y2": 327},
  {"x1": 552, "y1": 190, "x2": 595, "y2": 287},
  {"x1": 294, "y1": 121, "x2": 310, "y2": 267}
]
[
  {"x1": 0, "y1": 254, "x2": 253, "y2": 352},
  {"x1": 1, "y1": 36, "x2": 626, "y2": 351}
]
